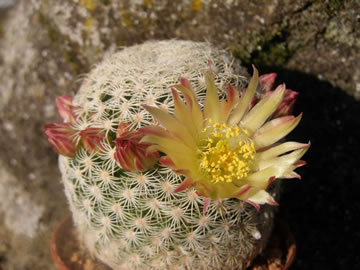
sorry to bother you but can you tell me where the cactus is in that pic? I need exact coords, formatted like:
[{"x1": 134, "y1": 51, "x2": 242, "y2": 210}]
[{"x1": 46, "y1": 40, "x2": 308, "y2": 269}]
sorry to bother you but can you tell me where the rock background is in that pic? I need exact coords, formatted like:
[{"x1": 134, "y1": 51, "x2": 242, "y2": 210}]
[{"x1": 0, "y1": 0, "x2": 359, "y2": 269}]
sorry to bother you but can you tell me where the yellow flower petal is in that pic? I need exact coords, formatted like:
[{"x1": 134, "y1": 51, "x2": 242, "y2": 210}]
[
  {"x1": 255, "y1": 141, "x2": 309, "y2": 160},
  {"x1": 141, "y1": 135, "x2": 193, "y2": 162},
  {"x1": 228, "y1": 65, "x2": 258, "y2": 126},
  {"x1": 203, "y1": 71, "x2": 221, "y2": 122},
  {"x1": 171, "y1": 88, "x2": 202, "y2": 141},
  {"x1": 240, "y1": 84, "x2": 285, "y2": 133},
  {"x1": 197, "y1": 180, "x2": 240, "y2": 199},
  {"x1": 173, "y1": 80, "x2": 203, "y2": 132},
  {"x1": 254, "y1": 147, "x2": 309, "y2": 172},
  {"x1": 246, "y1": 189, "x2": 277, "y2": 207},
  {"x1": 235, "y1": 166, "x2": 278, "y2": 189},
  {"x1": 143, "y1": 105, "x2": 196, "y2": 148},
  {"x1": 219, "y1": 84, "x2": 240, "y2": 123},
  {"x1": 253, "y1": 113, "x2": 302, "y2": 149}
]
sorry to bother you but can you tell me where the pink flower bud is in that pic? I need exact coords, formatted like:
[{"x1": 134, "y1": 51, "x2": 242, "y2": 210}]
[
  {"x1": 258, "y1": 73, "x2": 299, "y2": 119},
  {"x1": 272, "y1": 89, "x2": 298, "y2": 118},
  {"x1": 114, "y1": 123, "x2": 159, "y2": 172},
  {"x1": 259, "y1": 73, "x2": 277, "y2": 92},
  {"x1": 56, "y1": 95, "x2": 76, "y2": 123},
  {"x1": 44, "y1": 123, "x2": 77, "y2": 157},
  {"x1": 80, "y1": 128, "x2": 105, "y2": 154}
]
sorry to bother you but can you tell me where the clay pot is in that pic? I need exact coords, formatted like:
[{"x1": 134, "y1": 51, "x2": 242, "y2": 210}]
[
  {"x1": 50, "y1": 215, "x2": 295, "y2": 270},
  {"x1": 50, "y1": 214, "x2": 111, "y2": 270}
]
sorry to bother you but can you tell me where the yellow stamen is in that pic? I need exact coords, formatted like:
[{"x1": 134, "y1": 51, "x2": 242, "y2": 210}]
[{"x1": 200, "y1": 123, "x2": 255, "y2": 184}]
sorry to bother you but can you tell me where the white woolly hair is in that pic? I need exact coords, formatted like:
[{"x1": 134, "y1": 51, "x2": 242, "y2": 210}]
[{"x1": 59, "y1": 40, "x2": 279, "y2": 270}]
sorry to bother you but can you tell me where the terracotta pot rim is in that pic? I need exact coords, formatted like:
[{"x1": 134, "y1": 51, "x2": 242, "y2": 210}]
[{"x1": 50, "y1": 213, "x2": 72, "y2": 270}]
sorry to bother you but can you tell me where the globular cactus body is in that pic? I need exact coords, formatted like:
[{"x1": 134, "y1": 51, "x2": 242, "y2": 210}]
[{"x1": 58, "y1": 40, "x2": 280, "y2": 270}]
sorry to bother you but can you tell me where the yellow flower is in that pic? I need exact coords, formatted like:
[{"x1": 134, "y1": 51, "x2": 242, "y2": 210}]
[{"x1": 141, "y1": 66, "x2": 309, "y2": 208}]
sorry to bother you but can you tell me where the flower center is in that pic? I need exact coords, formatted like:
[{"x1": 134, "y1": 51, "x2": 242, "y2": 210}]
[{"x1": 200, "y1": 122, "x2": 255, "y2": 184}]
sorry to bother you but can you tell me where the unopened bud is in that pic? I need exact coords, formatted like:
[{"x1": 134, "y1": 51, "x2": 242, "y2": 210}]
[
  {"x1": 44, "y1": 123, "x2": 77, "y2": 157},
  {"x1": 80, "y1": 128, "x2": 105, "y2": 154},
  {"x1": 272, "y1": 89, "x2": 298, "y2": 118},
  {"x1": 259, "y1": 73, "x2": 277, "y2": 92},
  {"x1": 114, "y1": 124, "x2": 159, "y2": 172},
  {"x1": 56, "y1": 95, "x2": 76, "y2": 123}
]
